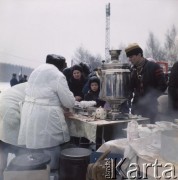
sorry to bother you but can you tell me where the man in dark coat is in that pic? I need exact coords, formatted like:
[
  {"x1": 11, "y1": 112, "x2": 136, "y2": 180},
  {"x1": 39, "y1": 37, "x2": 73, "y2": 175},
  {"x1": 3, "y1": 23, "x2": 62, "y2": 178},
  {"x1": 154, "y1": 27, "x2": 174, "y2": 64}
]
[
  {"x1": 168, "y1": 61, "x2": 178, "y2": 117},
  {"x1": 125, "y1": 43, "x2": 167, "y2": 123},
  {"x1": 63, "y1": 67, "x2": 72, "y2": 85},
  {"x1": 23, "y1": 75, "x2": 28, "y2": 82},
  {"x1": 10, "y1": 73, "x2": 18, "y2": 87}
]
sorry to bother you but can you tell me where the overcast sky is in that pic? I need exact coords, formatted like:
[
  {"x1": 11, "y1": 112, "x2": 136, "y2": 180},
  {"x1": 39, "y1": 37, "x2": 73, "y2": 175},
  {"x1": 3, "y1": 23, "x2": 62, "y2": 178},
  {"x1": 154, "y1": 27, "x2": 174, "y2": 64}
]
[{"x1": 0, "y1": 0, "x2": 178, "y2": 68}]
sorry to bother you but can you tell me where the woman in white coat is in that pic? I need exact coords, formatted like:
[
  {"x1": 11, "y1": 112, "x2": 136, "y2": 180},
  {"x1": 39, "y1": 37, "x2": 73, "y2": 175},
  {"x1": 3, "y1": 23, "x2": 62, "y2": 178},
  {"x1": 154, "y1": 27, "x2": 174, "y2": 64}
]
[
  {"x1": 0, "y1": 82, "x2": 26, "y2": 178},
  {"x1": 18, "y1": 54, "x2": 75, "y2": 170}
]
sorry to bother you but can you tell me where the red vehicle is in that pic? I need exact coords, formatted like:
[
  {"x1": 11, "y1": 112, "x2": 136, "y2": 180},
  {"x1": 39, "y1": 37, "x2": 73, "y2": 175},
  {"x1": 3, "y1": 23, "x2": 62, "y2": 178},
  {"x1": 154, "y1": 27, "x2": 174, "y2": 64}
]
[
  {"x1": 157, "y1": 61, "x2": 169, "y2": 83},
  {"x1": 157, "y1": 61, "x2": 168, "y2": 74}
]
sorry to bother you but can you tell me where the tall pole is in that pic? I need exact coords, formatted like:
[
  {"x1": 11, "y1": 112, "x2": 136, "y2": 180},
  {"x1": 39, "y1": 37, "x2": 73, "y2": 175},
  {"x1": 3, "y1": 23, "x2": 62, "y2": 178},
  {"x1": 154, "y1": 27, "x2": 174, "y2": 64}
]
[{"x1": 105, "y1": 3, "x2": 110, "y2": 63}]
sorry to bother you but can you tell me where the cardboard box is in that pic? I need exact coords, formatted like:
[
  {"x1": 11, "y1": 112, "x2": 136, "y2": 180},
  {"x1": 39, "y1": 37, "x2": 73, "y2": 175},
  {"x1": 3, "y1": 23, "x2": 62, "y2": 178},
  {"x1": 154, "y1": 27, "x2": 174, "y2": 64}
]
[{"x1": 3, "y1": 165, "x2": 50, "y2": 180}]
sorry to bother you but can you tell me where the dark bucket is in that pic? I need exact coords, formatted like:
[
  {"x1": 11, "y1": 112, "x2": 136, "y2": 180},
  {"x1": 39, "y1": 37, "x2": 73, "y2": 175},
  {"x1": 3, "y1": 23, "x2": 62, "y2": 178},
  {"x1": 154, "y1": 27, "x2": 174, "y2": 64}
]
[{"x1": 59, "y1": 147, "x2": 91, "y2": 180}]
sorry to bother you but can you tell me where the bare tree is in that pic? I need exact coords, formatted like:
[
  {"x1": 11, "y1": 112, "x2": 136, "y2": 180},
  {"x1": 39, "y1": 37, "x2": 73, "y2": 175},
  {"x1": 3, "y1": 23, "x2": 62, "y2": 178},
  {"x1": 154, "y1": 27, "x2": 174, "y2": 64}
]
[
  {"x1": 72, "y1": 46, "x2": 102, "y2": 70},
  {"x1": 164, "y1": 25, "x2": 178, "y2": 65},
  {"x1": 144, "y1": 32, "x2": 166, "y2": 61}
]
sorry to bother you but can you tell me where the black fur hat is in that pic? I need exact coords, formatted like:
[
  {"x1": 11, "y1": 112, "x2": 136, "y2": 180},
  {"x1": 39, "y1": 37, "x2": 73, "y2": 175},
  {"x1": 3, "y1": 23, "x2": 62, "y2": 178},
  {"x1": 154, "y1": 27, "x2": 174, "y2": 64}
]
[
  {"x1": 71, "y1": 64, "x2": 83, "y2": 73},
  {"x1": 63, "y1": 67, "x2": 72, "y2": 81},
  {"x1": 88, "y1": 76, "x2": 100, "y2": 88},
  {"x1": 79, "y1": 62, "x2": 90, "y2": 76},
  {"x1": 46, "y1": 54, "x2": 66, "y2": 70}
]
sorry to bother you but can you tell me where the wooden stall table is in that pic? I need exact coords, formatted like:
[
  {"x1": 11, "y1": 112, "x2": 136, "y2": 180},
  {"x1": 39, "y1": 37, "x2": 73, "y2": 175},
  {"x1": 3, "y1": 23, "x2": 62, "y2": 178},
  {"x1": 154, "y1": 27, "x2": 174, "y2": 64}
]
[{"x1": 65, "y1": 114, "x2": 149, "y2": 149}]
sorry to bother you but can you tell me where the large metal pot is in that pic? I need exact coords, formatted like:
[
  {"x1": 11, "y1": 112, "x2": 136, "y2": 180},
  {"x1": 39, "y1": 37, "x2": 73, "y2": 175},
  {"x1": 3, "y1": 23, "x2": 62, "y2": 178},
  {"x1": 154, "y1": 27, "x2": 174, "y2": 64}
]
[
  {"x1": 7, "y1": 153, "x2": 51, "y2": 171},
  {"x1": 59, "y1": 147, "x2": 91, "y2": 180}
]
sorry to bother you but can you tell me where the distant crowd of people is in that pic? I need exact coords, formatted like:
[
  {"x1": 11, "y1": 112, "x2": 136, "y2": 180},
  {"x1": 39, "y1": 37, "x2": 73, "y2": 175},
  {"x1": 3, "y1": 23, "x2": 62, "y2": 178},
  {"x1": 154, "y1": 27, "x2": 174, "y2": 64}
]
[{"x1": 10, "y1": 73, "x2": 28, "y2": 87}]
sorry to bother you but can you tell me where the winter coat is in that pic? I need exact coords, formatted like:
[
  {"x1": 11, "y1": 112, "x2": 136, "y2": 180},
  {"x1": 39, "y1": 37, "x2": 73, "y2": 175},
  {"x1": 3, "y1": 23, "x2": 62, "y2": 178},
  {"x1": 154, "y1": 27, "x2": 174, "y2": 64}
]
[
  {"x1": 63, "y1": 67, "x2": 72, "y2": 85},
  {"x1": 18, "y1": 64, "x2": 75, "y2": 149},
  {"x1": 168, "y1": 61, "x2": 178, "y2": 110},
  {"x1": 84, "y1": 90, "x2": 105, "y2": 107},
  {"x1": 130, "y1": 59, "x2": 167, "y2": 122},
  {"x1": 68, "y1": 76, "x2": 87, "y2": 100},
  {"x1": 10, "y1": 77, "x2": 18, "y2": 87},
  {"x1": 0, "y1": 83, "x2": 26, "y2": 145},
  {"x1": 84, "y1": 90, "x2": 99, "y2": 102}
]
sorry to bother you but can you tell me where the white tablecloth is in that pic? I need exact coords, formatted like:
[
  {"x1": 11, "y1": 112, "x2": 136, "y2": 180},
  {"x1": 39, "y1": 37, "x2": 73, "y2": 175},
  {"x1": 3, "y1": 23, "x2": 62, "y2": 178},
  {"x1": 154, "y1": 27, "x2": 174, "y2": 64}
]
[{"x1": 66, "y1": 114, "x2": 149, "y2": 143}]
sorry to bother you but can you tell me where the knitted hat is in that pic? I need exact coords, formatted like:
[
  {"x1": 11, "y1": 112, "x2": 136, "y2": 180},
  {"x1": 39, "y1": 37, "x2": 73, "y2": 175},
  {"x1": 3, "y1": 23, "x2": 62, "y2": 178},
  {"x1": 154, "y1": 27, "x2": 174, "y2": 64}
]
[
  {"x1": 71, "y1": 65, "x2": 83, "y2": 73},
  {"x1": 125, "y1": 43, "x2": 143, "y2": 57},
  {"x1": 46, "y1": 54, "x2": 66, "y2": 70}
]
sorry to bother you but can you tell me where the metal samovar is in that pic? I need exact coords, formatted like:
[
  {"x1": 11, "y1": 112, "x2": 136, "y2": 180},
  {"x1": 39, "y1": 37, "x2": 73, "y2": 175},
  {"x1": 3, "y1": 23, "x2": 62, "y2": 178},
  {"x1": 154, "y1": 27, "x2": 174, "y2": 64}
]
[{"x1": 100, "y1": 50, "x2": 131, "y2": 120}]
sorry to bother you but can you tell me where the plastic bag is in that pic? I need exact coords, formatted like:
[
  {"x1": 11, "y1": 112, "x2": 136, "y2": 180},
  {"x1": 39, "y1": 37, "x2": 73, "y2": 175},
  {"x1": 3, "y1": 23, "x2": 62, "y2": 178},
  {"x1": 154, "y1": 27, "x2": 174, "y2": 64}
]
[{"x1": 127, "y1": 120, "x2": 139, "y2": 142}]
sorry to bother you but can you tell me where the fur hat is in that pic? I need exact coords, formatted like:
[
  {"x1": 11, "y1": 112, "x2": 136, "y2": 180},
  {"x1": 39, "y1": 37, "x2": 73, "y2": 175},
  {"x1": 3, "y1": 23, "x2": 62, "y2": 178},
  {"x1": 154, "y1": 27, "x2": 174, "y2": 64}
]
[
  {"x1": 79, "y1": 62, "x2": 90, "y2": 76},
  {"x1": 63, "y1": 67, "x2": 72, "y2": 81},
  {"x1": 88, "y1": 76, "x2": 100, "y2": 88},
  {"x1": 125, "y1": 43, "x2": 143, "y2": 57},
  {"x1": 46, "y1": 54, "x2": 66, "y2": 70},
  {"x1": 71, "y1": 65, "x2": 83, "y2": 73}
]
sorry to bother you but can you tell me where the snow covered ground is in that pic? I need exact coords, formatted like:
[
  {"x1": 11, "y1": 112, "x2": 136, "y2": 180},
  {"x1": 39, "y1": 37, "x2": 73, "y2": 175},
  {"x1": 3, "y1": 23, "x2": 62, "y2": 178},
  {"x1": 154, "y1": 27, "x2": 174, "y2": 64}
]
[{"x1": 0, "y1": 82, "x2": 10, "y2": 93}]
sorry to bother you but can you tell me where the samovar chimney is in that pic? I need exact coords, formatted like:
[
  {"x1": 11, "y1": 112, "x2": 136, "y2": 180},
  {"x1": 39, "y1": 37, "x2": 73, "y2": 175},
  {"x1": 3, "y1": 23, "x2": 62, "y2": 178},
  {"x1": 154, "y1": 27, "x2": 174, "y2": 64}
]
[{"x1": 109, "y1": 50, "x2": 121, "y2": 61}]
